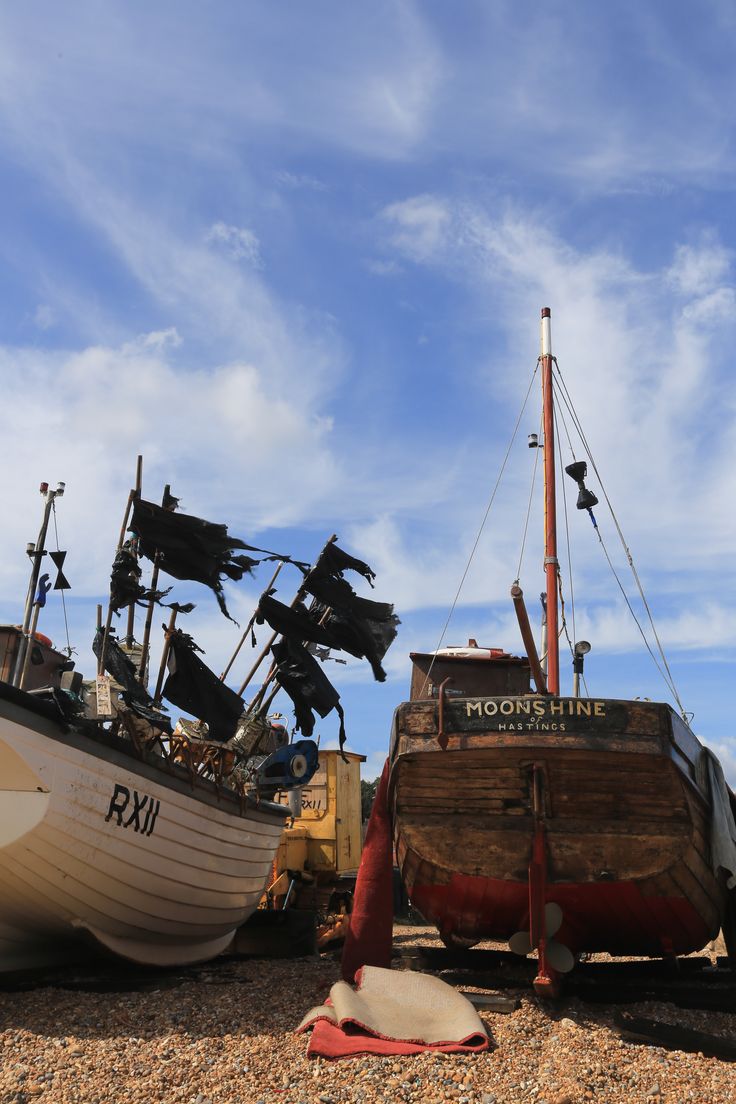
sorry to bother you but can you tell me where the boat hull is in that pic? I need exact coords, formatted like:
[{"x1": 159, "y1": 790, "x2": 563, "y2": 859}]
[
  {"x1": 390, "y1": 696, "x2": 725, "y2": 958},
  {"x1": 0, "y1": 688, "x2": 287, "y2": 971}
]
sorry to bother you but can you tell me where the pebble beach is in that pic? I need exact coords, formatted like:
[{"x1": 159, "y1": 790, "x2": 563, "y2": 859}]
[{"x1": 1, "y1": 925, "x2": 734, "y2": 1104}]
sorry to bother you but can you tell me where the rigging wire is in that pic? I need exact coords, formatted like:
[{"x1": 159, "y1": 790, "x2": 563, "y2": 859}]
[
  {"x1": 419, "y1": 360, "x2": 540, "y2": 697},
  {"x1": 555, "y1": 398, "x2": 590, "y2": 696},
  {"x1": 555, "y1": 403, "x2": 577, "y2": 653},
  {"x1": 515, "y1": 410, "x2": 542, "y2": 583},
  {"x1": 51, "y1": 500, "x2": 74, "y2": 658},
  {"x1": 552, "y1": 363, "x2": 687, "y2": 715}
]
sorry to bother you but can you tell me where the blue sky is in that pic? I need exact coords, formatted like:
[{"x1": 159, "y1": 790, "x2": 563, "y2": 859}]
[{"x1": 0, "y1": 1, "x2": 734, "y2": 782}]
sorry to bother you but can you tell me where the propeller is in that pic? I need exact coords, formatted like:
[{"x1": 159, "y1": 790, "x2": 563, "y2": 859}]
[{"x1": 509, "y1": 902, "x2": 575, "y2": 973}]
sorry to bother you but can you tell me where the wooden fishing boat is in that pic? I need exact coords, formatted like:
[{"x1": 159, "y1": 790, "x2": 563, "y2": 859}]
[
  {"x1": 0, "y1": 472, "x2": 395, "y2": 971},
  {"x1": 389, "y1": 309, "x2": 736, "y2": 995}
]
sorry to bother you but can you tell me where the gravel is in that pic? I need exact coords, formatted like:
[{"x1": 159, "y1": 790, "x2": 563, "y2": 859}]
[{"x1": 0, "y1": 925, "x2": 734, "y2": 1103}]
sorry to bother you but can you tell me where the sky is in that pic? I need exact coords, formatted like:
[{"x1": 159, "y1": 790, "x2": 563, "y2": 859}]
[{"x1": 0, "y1": 0, "x2": 734, "y2": 784}]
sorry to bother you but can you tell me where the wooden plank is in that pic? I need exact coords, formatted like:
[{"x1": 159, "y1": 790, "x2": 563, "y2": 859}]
[
  {"x1": 398, "y1": 733, "x2": 664, "y2": 756},
  {"x1": 668, "y1": 860, "x2": 720, "y2": 931},
  {"x1": 614, "y1": 1011, "x2": 736, "y2": 1061}
]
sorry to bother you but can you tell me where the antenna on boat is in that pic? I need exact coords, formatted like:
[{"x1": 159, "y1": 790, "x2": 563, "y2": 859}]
[{"x1": 540, "y1": 308, "x2": 560, "y2": 695}]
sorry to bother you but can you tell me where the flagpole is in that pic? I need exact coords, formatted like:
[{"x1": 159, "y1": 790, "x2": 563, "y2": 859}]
[
  {"x1": 98, "y1": 456, "x2": 143, "y2": 677},
  {"x1": 125, "y1": 456, "x2": 144, "y2": 647},
  {"x1": 248, "y1": 602, "x2": 334, "y2": 715},
  {"x1": 236, "y1": 535, "x2": 337, "y2": 699},
  {"x1": 153, "y1": 607, "x2": 179, "y2": 704},
  {"x1": 138, "y1": 484, "x2": 171, "y2": 685},
  {"x1": 236, "y1": 536, "x2": 337, "y2": 697},
  {"x1": 220, "y1": 560, "x2": 285, "y2": 682}
]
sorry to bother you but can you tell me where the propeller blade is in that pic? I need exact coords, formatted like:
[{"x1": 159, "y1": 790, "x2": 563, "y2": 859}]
[
  {"x1": 544, "y1": 901, "x2": 563, "y2": 937},
  {"x1": 509, "y1": 931, "x2": 532, "y2": 956},
  {"x1": 546, "y1": 939, "x2": 575, "y2": 973}
]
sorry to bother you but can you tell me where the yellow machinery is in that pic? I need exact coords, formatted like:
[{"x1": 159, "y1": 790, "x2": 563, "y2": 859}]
[{"x1": 266, "y1": 750, "x2": 365, "y2": 941}]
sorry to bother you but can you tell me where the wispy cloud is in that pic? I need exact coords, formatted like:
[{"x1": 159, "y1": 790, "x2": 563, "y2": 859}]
[{"x1": 206, "y1": 222, "x2": 262, "y2": 267}]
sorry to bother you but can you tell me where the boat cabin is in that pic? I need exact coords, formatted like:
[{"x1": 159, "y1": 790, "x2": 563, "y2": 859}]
[
  {"x1": 0, "y1": 624, "x2": 71, "y2": 692},
  {"x1": 409, "y1": 640, "x2": 531, "y2": 701}
]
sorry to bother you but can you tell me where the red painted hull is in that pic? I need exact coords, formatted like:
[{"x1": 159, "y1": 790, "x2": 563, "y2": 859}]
[{"x1": 410, "y1": 871, "x2": 712, "y2": 957}]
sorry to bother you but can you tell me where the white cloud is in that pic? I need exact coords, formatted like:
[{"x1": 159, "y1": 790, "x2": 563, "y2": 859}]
[
  {"x1": 274, "y1": 171, "x2": 328, "y2": 192},
  {"x1": 667, "y1": 238, "x2": 732, "y2": 297},
  {"x1": 0, "y1": 334, "x2": 341, "y2": 601},
  {"x1": 206, "y1": 222, "x2": 262, "y2": 267},
  {"x1": 381, "y1": 195, "x2": 451, "y2": 262}
]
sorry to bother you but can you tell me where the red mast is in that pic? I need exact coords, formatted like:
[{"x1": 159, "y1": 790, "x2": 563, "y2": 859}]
[{"x1": 541, "y1": 307, "x2": 559, "y2": 694}]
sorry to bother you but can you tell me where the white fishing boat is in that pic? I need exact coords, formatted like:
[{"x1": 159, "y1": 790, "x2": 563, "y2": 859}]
[
  {"x1": 0, "y1": 673, "x2": 287, "y2": 969},
  {"x1": 0, "y1": 471, "x2": 396, "y2": 971}
]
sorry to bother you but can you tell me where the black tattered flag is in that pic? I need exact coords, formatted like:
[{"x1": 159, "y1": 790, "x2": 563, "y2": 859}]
[
  {"x1": 92, "y1": 628, "x2": 170, "y2": 730},
  {"x1": 271, "y1": 636, "x2": 346, "y2": 753},
  {"x1": 162, "y1": 630, "x2": 245, "y2": 743},
  {"x1": 49, "y1": 550, "x2": 71, "y2": 591},
  {"x1": 130, "y1": 497, "x2": 303, "y2": 623}
]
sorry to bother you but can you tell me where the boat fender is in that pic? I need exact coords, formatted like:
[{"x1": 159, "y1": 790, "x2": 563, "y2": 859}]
[{"x1": 33, "y1": 632, "x2": 53, "y2": 648}]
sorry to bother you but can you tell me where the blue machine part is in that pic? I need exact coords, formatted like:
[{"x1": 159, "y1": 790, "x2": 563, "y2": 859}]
[{"x1": 256, "y1": 739, "x2": 319, "y2": 791}]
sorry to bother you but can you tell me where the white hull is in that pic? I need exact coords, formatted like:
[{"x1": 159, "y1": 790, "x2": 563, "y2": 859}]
[{"x1": 0, "y1": 691, "x2": 286, "y2": 971}]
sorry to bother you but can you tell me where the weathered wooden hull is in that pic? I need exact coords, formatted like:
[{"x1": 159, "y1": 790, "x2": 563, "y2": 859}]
[
  {"x1": 389, "y1": 696, "x2": 725, "y2": 957},
  {"x1": 0, "y1": 685, "x2": 287, "y2": 971}
]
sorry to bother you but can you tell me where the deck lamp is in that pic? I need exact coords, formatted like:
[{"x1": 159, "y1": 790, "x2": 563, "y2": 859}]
[{"x1": 573, "y1": 640, "x2": 591, "y2": 697}]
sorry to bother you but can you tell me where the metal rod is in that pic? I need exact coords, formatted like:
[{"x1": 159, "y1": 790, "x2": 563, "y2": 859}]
[
  {"x1": 511, "y1": 584, "x2": 548, "y2": 694},
  {"x1": 221, "y1": 560, "x2": 285, "y2": 682},
  {"x1": 540, "y1": 308, "x2": 560, "y2": 695}
]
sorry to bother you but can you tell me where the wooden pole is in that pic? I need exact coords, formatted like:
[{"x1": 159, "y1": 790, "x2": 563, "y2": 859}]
[
  {"x1": 98, "y1": 455, "x2": 143, "y2": 676},
  {"x1": 138, "y1": 484, "x2": 170, "y2": 685},
  {"x1": 511, "y1": 584, "x2": 548, "y2": 694},
  {"x1": 249, "y1": 601, "x2": 334, "y2": 715},
  {"x1": 237, "y1": 534, "x2": 337, "y2": 700},
  {"x1": 17, "y1": 601, "x2": 43, "y2": 691},
  {"x1": 153, "y1": 607, "x2": 179, "y2": 704},
  {"x1": 220, "y1": 560, "x2": 285, "y2": 682},
  {"x1": 540, "y1": 308, "x2": 560, "y2": 695},
  {"x1": 125, "y1": 455, "x2": 144, "y2": 647}
]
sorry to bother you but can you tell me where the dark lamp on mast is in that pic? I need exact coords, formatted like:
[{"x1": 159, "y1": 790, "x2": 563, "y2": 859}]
[{"x1": 564, "y1": 460, "x2": 599, "y2": 511}]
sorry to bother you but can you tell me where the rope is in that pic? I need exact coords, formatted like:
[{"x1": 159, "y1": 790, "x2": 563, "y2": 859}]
[
  {"x1": 51, "y1": 501, "x2": 74, "y2": 658},
  {"x1": 419, "y1": 360, "x2": 540, "y2": 697},
  {"x1": 515, "y1": 410, "x2": 542, "y2": 583},
  {"x1": 552, "y1": 364, "x2": 687, "y2": 716},
  {"x1": 555, "y1": 403, "x2": 577, "y2": 655}
]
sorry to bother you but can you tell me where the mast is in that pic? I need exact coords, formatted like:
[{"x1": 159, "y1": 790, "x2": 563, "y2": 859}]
[
  {"x1": 11, "y1": 481, "x2": 65, "y2": 687},
  {"x1": 541, "y1": 308, "x2": 560, "y2": 695}
]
